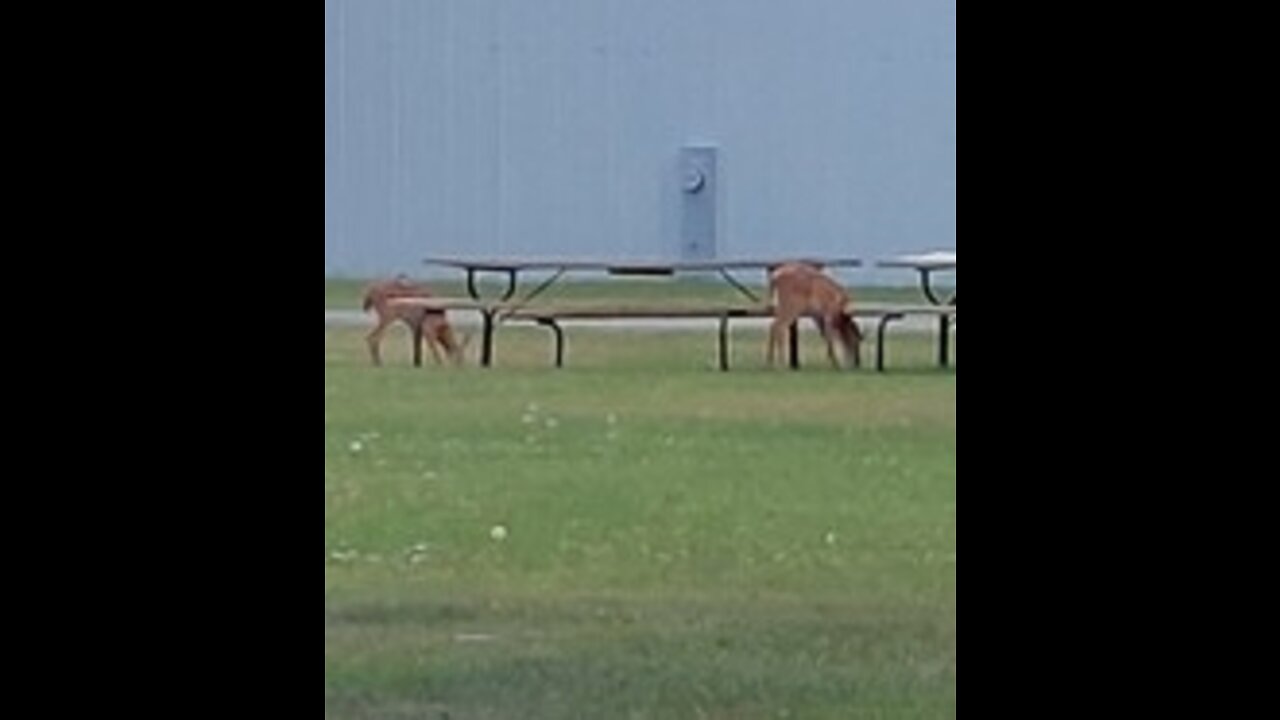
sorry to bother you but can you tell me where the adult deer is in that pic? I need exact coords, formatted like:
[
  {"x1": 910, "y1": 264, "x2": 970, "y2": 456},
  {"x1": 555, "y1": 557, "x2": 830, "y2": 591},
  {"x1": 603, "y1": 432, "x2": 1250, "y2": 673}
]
[
  {"x1": 361, "y1": 276, "x2": 466, "y2": 366},
  {"x1": 767, "y1": 263, "x2": 862, "y2": 369}
]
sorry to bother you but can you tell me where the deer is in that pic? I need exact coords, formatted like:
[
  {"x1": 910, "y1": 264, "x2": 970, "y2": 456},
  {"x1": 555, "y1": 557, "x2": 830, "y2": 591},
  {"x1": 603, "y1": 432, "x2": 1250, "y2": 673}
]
[
  {"x1": 361, "y1": 276, "x2": 467, "y2": 366},
  {"x1": 766, "y1": 262, "x2": 863, "y2": 369}
]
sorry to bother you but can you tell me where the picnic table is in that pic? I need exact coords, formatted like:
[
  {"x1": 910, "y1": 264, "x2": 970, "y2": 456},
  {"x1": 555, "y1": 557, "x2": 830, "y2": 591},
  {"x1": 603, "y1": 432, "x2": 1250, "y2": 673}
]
[
  {"x1": 877, "y1": 251, "x2": 956, "y2": 366},
  {"x1": 422, "y1": 256, "x2": 862, "y2": 304},
  {"x1": 389, "y1": 255, "x2": 953, "y2": 371},
  {"x1": 421, "y1": 256, "x2": 863, "y2": 368}
]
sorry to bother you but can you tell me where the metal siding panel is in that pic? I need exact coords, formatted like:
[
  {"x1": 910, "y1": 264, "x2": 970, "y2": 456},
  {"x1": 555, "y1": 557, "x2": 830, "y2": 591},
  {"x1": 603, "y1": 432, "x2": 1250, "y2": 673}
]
[{"x1": 325, "y1": 0, "x2": 957, "y2": 278}]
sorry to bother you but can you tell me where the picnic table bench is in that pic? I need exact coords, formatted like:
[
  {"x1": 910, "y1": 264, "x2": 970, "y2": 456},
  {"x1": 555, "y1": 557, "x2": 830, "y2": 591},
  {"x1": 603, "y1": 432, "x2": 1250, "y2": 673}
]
[{"x1": 387, "y1": 297, "x2": 955, "y2": 372}]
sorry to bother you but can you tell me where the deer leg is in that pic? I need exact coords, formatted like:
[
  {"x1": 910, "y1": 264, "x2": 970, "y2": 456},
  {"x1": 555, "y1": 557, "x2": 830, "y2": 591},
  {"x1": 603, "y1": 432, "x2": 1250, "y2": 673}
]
[
  {"x1": 766, "y1": 319, "x2": 783, "y2": 367},
  {"x1": 365, "y1": 314, "x2": 393, "y2": 366},
  {"x1": 452, "y1": 327, "x2": 473, "y2": 366},
  {"x1": 850, "y1": 319, "x2": 863, "y2": 369},
  {"x1": 398, "y1": 312, "x2": 430, "y2": 367},
  {"x1": 426, "y1": 315, "x2": 461, "y2": 366},
  {"x1": 768, "y1": 311, "x2": 800, "y2": 369},
  {"x1": 441, "y1": 326, "x2": 465, "y2": 366},
  {"x1": 814, "y1": 316, "x2": 841, "y2": 369},
  {"x1": 424, "y1": 333, "x2": 445, "y2": 365},
  {"x1": 414, "y1": 314, "x2": 440, "y2": 366}
]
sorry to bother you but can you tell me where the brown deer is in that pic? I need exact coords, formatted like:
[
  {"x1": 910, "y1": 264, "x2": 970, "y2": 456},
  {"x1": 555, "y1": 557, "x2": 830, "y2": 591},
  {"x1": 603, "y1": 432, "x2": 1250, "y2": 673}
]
[
  {"x1": 767, "y1": 263, "x2": 863, "y2": 369},
  {"x1": 362, "y1": 276, "x2": 466, "y2": 366}
]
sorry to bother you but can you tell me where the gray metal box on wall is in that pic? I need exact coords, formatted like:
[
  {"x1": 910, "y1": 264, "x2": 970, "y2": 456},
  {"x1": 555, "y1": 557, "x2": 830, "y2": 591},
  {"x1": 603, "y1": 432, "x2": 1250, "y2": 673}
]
[{"x1": 680, "y1": 145, "x2": 718, "y2": 260}]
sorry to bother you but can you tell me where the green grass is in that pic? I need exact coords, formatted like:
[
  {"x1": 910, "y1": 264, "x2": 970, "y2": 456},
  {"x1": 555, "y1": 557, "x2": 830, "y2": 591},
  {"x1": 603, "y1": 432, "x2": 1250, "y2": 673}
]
[{"x1": 325, "y1": 325, "x2": 956, "y2": 719}]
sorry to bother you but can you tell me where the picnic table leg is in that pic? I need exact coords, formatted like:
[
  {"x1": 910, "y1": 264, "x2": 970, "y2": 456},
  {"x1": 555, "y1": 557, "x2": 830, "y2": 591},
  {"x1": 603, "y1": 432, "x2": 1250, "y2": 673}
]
[
  {"x1": 876, "y1": 313, "x2": 904, "y2": 372},
  {"x1": 718, "y1": 316, "x2": 731, "y2": 371},
  {"x1": 718, "y1": 269, "x2": 760, "y2": 302},
  {"x1": 501, "y1": 270, "x2": 518, "y2": 301},
  {"x1": 411, "y1": 318, "x2": 424, "y2": 368},
  {"x1": 515, "y1": 269, "x2": 566, "y2": 307},
  {"x1": 938, "y1": 315, "x2": 951, "y2": 368},
  {"x1": 465, "y1": 269, "x2": 521, "y2": 302},
  {"x1": 536, "y1": 318, "x2": 565, "y2": 368},
  {"x1": 919, "y1": 268, "x2": 943, "y2": 306},
  {"x1": 788, "y1": 321, "x2": 800, "y2": 370},
  {"x1": 480, "y1": 309, "x2": 495, "y2": 367},
  {"x1": 919, "y1": 269, "x2": 956, "y2": 306}
]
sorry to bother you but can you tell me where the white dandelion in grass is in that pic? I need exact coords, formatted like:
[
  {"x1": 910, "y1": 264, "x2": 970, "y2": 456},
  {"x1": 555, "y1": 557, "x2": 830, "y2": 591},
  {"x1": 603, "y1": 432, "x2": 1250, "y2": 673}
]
[
  {"x1": 490, "y1": 525, "x2": 508, "y2": 542},
  {"x1": 407, "y1": 543, "x2": 431, "y2": 564},
  {"x1": 329, "y1": 549, "x2": 359, "y2": 562}
]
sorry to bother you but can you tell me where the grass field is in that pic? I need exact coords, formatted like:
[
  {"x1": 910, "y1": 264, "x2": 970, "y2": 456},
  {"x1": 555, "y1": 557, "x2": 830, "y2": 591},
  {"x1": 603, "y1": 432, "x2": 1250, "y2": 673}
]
[{"x1": 325, "y1": 284, "x2": 957, "y2": 719}]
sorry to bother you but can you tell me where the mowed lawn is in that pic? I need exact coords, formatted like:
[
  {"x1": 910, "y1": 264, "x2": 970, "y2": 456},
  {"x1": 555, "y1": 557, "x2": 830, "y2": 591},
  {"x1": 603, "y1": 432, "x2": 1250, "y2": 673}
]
[{"x1": 325, "y1": 305, "x2": 956, "y2": 719}]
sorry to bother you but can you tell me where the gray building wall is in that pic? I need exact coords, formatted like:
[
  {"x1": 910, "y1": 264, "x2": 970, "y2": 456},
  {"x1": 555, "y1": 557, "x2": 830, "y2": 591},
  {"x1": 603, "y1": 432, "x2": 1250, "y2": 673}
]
[{"x1": 324, "y1": 0, "x2": 957, "y2": 279}]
